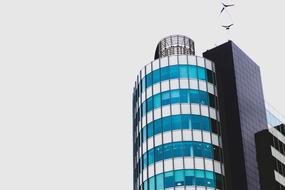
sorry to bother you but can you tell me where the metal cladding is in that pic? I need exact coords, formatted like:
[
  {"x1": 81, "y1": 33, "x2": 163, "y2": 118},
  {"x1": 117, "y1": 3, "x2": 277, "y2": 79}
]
[{"x1": 154, "y1": 35, "x2": 195, "y2": 59}]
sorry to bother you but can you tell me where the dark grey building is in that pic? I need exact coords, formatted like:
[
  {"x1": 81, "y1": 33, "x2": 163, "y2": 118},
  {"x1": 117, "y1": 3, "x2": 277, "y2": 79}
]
[
  {"x1": 255, "y1": 108, "x2": 285, "y2": 190},
  {"x1": 203, "y1": 41, "x2": 268, "y2": 190}
]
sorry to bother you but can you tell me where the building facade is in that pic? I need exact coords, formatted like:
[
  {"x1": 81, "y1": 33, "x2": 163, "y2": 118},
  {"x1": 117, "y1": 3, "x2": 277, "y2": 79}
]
[
  {"x1": 255, "y1": 109, "x2": 285, "y2": 190},
  {"x1": 203, "y1": 41, "x2": 268, "y2": 190},
  {"x1": 133, "y1": 35, "x2": 285, "y2": 190},
  {"x1": 132, "y1": 35, "x2": 225, "y2": 190}
]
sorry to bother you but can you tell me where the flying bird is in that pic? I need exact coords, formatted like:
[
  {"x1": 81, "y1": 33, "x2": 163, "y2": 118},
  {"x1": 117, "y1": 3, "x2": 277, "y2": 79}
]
[
  {"x1": 220, "y1": 3, "x2": 235, "y2": 13},
  {"x1": 222, "y1": 24, "x2": 234, "y2": 30}
]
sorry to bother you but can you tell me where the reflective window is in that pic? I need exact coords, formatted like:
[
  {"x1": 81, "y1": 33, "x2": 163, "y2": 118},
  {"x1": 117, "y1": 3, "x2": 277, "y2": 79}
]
[
  {"x1": 169, "y1": 65, "x2": 179, "y2": 79},
  {"x1": 149, "y1": 176, "x2": 155, "y2": 190},
  {"x1": 146, "y1": 97, "x2": 153, "y2": 112},
  {"x1": 153, "y1": 94, "x2": 161, "y2": 109},
  {"x1": 154, "y1": 119, "x2": 162, "y2": 135},
  {"x1": 170, "y1": 90, "x2": 180, "y2": 104},
  {"x1": 180, "y1": 65, "x2": 188, "y2": 78},
  {"x1": 160, "y1": 67, "x2": 169, "y2": 81},
  {"x1": 189, "y1": 66, "x2": 197, "y2": 78},
  {"x1": 161, "y1": 91, "x2": 171, "y2": 105},
  {"x1": 142, "y1": 89, "x2": 212, "y2": 116},
  {"x1": 172, "y1": 115, "x2": 181, "y2": 130},
  {"x1": 142, "y1": 141, "x2": 216, "y2": 168},
  {"x1": 141, "y1": 169, "x2": 217, "y2": 189},
  {"x1": 140, "y1": 115, "x2": 213, "y2": 142},
  {"x1": 193, "y1": 143, "x2": 203, "y2": 157},
  {"x1": 140, "y1": 65, "x2": 215, "y2": 92},
  {"x1": 175, "y1": 170, "x2": 184, "y2": 186},
  {"x1": 185, "y1": 170, "x2": 195, "y2": 185},
  {"x1": 156, "y1": 174, "x2": 164, "y2": 190},
  {"x1": 195, "y1": 170, "x2": 205, "y2": 186},
  {"x1": 164, "y1": 171, "x2": 174, "y2": 188},
  {"x1": 146, "y1": 73, "x2": 153, "y2": 88},
  {"x1": 147, "y1": 123, "x2": 153, "y2": 138},
  {"x1": 148, "y1": 149, "x2": 154, "y2": 165},
  {"x1": 155, "y1": 146, "x2": 163, "y2": 162},
  {"x1": 164, "y1": 144, "x2": 172, "y2": 159},
  {"x1": 162, "y1": 116, "x2": 171, "y2": 131},
  {"x1": 173, "y1": 142, "x2": 183, "y2": 157},
  {"x1": 153, "y1": 69, "x2": 160, "y2": 84},
  {"x1": 198, "y1": 67, "x2": 206, "y2": 80}
]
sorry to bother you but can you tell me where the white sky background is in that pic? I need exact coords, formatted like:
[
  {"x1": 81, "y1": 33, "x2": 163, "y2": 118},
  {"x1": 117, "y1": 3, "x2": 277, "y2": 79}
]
[{"x1": 0, "y1": 0, "x2": 285, "y2": 189}]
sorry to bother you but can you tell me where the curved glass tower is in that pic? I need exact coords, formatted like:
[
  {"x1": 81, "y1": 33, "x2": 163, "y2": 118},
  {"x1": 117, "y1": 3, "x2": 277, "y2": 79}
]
[{"x1": 133, "y1": 35, "x2": 225, "y2": 190}]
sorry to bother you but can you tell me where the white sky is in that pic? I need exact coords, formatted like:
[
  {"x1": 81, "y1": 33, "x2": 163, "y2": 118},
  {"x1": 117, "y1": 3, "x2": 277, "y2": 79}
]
[{"x1": 0, "y1": 0, "x2": 285, "y2": 189}]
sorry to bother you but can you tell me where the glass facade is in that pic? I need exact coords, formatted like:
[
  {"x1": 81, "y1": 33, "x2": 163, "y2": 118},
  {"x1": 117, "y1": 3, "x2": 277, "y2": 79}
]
[{"x1": 133, "y1": 35, "x2": 224, "y2": 190}]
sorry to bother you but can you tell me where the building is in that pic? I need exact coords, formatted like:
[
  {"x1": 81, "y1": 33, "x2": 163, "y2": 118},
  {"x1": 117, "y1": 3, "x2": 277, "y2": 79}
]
[
  {"x1": 203, "y1": 41, "x2": 268, "y2": 190},
  {"x1": 255, "y1": 108, "x2": 285, "y2": 190},
  {"x1": 133, "y1": 35, "x2": 284, "y2": 190},
  {"x1": 132, "y1": 35, "x2": 225, "y2": 190}
]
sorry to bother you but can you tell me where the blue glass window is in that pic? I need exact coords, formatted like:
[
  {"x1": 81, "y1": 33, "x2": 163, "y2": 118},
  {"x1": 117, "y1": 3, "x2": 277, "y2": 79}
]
[
  {"x1": 161, "y1": 67, "x2": 169, "y2": 80},
  {"x1": 148, "y1": 149, "x2": 154, "y2": 165},
  {"x1": 143, "y1": 154, "x2": 147, "y2": 168},
  {"x1": 146, "y1": 97, "x2": 153, "y2": 112},
  {"x1": 146, "y1": 73, "x2": 153, "y2": 88},
  {"x1": 199, "y1": 91, "x2": 209, "y2": 105},
  {"x1": 193, "y1": 142, "x2": 203, "y2": 157},
  {"x1": 198, "y1": 67, "x2": 206, "y2": 80},
  {"x1": 143, "y1": 181, "x2": 148, "y2": 190},
  {"x1": 162, "y1": 91, "x2": 171, "y2": 105},
  {"x1": 195, "y1": 170, "x2": 205, "y2": 186},
  {"x1": 156, "y1": 174, "x2": 164, "y2": 190},
  {"x1": 180, "y1": 89, "x2": 190, "y2": 103},
  {"x1": 191, "y1": 116, "x2": 210, "y2": 131},
  {"x1": 179, "y1": 65, "x2": 188, "y2": 78},
  {"x1": 164, "y1": 144, "x2": 172, "y2": 159},
  {"x1": 183, "y1": 142, "x2": 193, "y2": 156},
  {"x1": 153, "y1": 69, "x2": 160, "y2": 84},
  {"x1": 175, "y1": 170, "x2": 184, "y2": 186},
  {"x1": 163, "y1": 116, "x2": 171, "y2": 131},
  {"x1": 153, "y1": 94, "x2": 161, "y2": 109},
  {"x1": 154, "y1": 119, "x2": 162, "y2": 135},
  {"x1": 185, "y1": 170, "x2": 195, "y2": 185},
  {"x1": 189, "y1": 90, "x2": 200, "y2": 103},
  {"x1": 181, "y1": 115, "x2": 191, "y2": 129},
  {"x1": 173, "y1": 142, "x2": 183, "y2": 157},
  {"x1": 149, "y1": 176, "x2": 155, "y2": 190},
  {"x1": 169, "y1": 65, "x2": 179, "y2": 79},
  {"x1": 170, "y1": 90, "x2": 180, "y2": 104},
  {"x1": 205, "y1": 171, "x2": 215, "y2": 187},
  {"x1": 164, "y1": 171, "x2": 174, "y2": 188},
  {"x1": 189, "y1": 66, "x2": 197, "y2": 78},
  {"x1": 172, "y1": 115, "x2": 181, "y2": 130},
  {"x1": 155, "y1": 146, "x2": 163, "y2": 162},
  {"x1": 147, "y1": 123, "x2": 153, "y2": 138},
  {"x1": 204, "y1": 144, "x2": 213, "y2": 158}
]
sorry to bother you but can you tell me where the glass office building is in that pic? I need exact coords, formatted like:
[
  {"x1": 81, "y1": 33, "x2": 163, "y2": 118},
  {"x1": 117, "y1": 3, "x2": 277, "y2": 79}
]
[{"x1": 132, "y1": 35, "x2": 225, "y2": 190}]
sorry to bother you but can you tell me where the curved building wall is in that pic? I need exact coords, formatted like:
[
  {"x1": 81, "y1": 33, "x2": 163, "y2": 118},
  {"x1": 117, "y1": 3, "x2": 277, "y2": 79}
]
[{"x1": 132, "y1": 55, "x2": 225, "y2": 190}]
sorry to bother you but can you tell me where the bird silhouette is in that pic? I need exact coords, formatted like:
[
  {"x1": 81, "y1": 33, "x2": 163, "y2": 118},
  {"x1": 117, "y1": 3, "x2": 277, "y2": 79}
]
[
  {"x1": 220, "y1": 3, "x2": 235, "y2": 13},
  {"x1": 222, "y1": 24, "x2": 234, "y2": 30}
]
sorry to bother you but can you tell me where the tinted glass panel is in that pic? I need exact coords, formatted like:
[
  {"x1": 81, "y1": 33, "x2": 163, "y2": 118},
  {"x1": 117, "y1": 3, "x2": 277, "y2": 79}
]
[
  {"x1": 198, "y1": 67, "x2": 206, "y2": 80},
  {"x1": 180, "y1": 65, "x2": 188, "y2": 78},
  {"x1": 153, "y1": 69, "x2": 160, "y2": 84},
  {"x1": 170, "y1": 65, "x2": 179, "y2": 79},
  {"x1": 189, "y1": 66, "x2": 197, "y2": 78},
  {"x1": 153, "y1": 94, "x2": 161, "y2": 109},
  {"x1": 161, "y1": 67, "x2": 169, "y2": 80}
]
